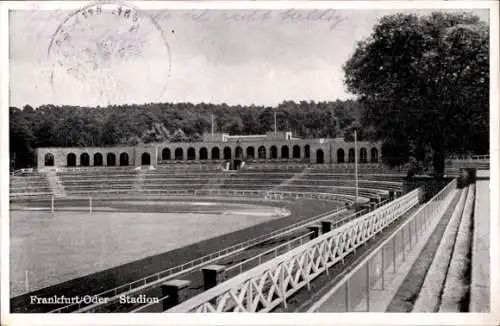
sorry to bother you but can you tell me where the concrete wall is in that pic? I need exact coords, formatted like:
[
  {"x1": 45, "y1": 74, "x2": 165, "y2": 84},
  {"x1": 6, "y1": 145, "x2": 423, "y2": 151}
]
[
  {"x1": 36, "y1": 146, "x2": 136, "y2": 171},
  {"x1": 328, "y1": 139, "x2": 380, "y2": 164},
  {"x1": 36, "y1": 139, "x2": 382, "y2": 170}
]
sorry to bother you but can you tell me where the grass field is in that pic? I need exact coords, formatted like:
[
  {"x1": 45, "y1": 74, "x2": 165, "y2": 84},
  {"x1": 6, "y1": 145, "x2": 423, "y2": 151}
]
[{"x1": 10, "y1": 200, "x2": 288, "y2": 297}]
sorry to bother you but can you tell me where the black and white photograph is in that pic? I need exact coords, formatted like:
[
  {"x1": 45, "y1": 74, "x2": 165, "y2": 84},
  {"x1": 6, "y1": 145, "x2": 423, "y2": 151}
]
[{"x1": 1, "y1": 1, "x2": 498, "y2": 325}]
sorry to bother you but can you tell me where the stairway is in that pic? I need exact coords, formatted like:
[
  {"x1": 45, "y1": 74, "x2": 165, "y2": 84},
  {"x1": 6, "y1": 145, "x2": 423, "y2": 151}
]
[
  {"x1": 133, "y1": 170, "x2": 146, "y2": 194},
  {"x1": 204, "y1": 172, "x2": 224, "y2": 191},
  {"x1": 202, "y1": 169, "x2": 236, "y2": 194},
  {"x1": 270, "y1": 167, "x2": 310, "y2": 192},
  {"x1": 45, "y1": 170, "x2": 67, "y2": 197}
]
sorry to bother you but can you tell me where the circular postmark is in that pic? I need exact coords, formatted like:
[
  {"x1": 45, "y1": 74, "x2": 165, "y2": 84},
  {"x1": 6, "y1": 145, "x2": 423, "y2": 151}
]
[{"x1": 47, "y1": 1, "x2": 171, "y2": 105}]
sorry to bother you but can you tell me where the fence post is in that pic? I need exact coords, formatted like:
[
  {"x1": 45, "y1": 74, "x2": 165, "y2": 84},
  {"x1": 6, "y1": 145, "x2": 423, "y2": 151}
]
[
  {"x1": 414, "y1": 218, "x2": 418, "y2": 242},
  {"x1": 321, "y1": 221, "x2": 332, "y2": 234},
  {"x1": 381, "y1": 247, "x2": 385, "y2": 290},
  {"x1": 307, "y1": 225, "x2": 320, "y2": 240},
  {"x1": 426, "y1": 204, "x2": 432, "y2": 227},
  {"x1": 247, "y1": 279, "x2": 254, "y2": 310},
  {"x1": 345, "y1": 279, "x2": 350, "y2": 312},
  {"x1": 402, "y1": 228, "x2": 406, "y2": 261},
  {"x1": 408, "y1": 221, "x2": 412, "y2": 249},
  {"x1": 366, "y1": 263, "x2": 370, "y2": 311},
  {"x1": 202, "y1": 265, "x2": 225, "y2": 291},
  {"x1": 415, "y1": 214, "x2": 420, "y2": 238},
  {"x1": 161, "y1": 280, "x2": 191, "y2": 311},
  {"x1": 280, "y1": 264, "x2": 287, "y2": 310},
  {"x1": 305, "y1": 251, "x2": 311, "y2": 290},
  {"x1": 393, "y1": 236, "x2": 397, "y2": 273},
  {"x1": 89, "y1": 197, "x2": 93, "y2": 214},
  {"x1": 51, "y1": 196, "x2": 55, "y2": 213}
]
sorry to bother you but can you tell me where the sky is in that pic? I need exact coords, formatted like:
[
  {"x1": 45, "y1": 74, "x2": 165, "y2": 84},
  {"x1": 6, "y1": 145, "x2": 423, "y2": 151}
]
[{"x1": 9, "y1": 5, "x2": 489, "y2": 108}]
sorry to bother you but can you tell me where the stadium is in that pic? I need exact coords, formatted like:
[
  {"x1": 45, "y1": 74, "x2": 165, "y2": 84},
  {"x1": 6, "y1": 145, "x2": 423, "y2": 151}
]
[
  {"x1": 9, "y1": 126, "x2": 489, "y2": 313},
  {"x1": 10, "y1": 129, "x2": 396, "y2": 311},
  {"x1": 6, "y1": 4, "x2": 492, "y2": 319}
]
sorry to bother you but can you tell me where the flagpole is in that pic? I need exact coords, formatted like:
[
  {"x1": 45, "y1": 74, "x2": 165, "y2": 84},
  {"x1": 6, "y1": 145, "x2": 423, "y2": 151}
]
[
  {"x1": 211, "y1": 114, "x2": 214, "y2": 142},
  {"x1": 354, "y1": 130, "x2": 358, "y2": 206},
  {"x1": 274, "y1": 109, "x2": 277, "y2": 136}
]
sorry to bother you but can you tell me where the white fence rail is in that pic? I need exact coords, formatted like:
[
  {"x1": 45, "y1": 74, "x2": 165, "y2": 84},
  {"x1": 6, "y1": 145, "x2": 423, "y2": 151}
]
[
  {"x1": 193, "y1": 189, "x2": 371, "y2": 203},
  {"x1": 308, "y1": 178, "x2": 457, "y2": 312},
  {"x1": 132, "y1": 205, "x2": 387, "y2": 312},
  {"x1": 167, "y1": 188, "x2": 422, "y2": 313},
  {"x1": 448, "y1": 155, "x2": 489, "y2": 161},
  {"x1": 12, "y1": 187, "x2": 368, "y2": 204}
]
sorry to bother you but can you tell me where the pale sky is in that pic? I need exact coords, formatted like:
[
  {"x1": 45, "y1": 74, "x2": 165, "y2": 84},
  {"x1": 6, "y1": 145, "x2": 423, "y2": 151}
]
[{"x1": 9, "y1": 7, "x2": 489, "y2": 108}]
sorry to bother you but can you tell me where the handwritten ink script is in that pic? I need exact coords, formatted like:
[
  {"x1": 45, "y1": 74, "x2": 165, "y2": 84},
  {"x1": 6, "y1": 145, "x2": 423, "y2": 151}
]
[
  {"x1": 152, "y1": 9, "x2": 346, "y2": 30},
  {"x1": 20, "y1": 8, "x2": 345, "y2": 42}
]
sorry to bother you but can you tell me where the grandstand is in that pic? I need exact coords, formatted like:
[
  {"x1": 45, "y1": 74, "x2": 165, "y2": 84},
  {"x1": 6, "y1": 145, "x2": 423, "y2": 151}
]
[
  {"x1": 10, "y1": 163, "x2": 406, "y2": 204},
  {"x1": 9, "y1": 134, "x2": 489, "y2": 314},
  {"x1": 10, "y1": 173, "x2": 52, "y2": 199},
  {"x1": 10, "y1": 133, "x2": 408, "y2": 312}
]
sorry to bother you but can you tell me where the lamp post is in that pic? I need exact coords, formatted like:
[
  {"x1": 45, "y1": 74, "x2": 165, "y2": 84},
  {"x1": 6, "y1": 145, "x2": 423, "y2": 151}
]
[
  {"x1": 211, "y1": 113, "x2": 214, "y2": 142},
  {"x1": 354, "y1": 129, "x2": 359, "y2": 206},
  {"x1": 274, "y1": 108, "x2": 277, "y2": 136},
  {"x1": 351, "y1": 122, "x2": 361, "y2": 208}
]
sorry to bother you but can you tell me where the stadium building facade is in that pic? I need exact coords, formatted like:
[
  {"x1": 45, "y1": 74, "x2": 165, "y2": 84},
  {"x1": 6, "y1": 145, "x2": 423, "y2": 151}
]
[{"x1": 35, "y1": 131, "x2": 382, "y2": 171}]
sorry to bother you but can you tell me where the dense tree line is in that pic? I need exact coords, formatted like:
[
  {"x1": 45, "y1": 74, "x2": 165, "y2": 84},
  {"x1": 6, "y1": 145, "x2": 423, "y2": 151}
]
[
  {"x1": 10, "y1": 100, "x2": 361, "y2": 169},
  {"x1": 10, "y1": 12, "x2": 489, "y2": 173},
  {"x1": 344, "y1": 12, "x2": 489, "y2": 175}
]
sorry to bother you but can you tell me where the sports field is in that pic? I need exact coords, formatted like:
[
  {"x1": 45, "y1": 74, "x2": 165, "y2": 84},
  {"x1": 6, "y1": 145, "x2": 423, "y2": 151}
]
[{"x1": 10, "y1": 200, "x2": 290, "y2": 297}]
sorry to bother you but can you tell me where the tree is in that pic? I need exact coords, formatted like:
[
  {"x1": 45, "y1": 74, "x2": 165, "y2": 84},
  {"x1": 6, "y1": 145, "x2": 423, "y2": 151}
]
[
  {"x1": 258, "y1": 107, "x2": 274, "y2": 133},
  {"x1": 343, "y1": 12, "x2": 489, "y2": 175},
  {"x1": 10, "y1": 107, "x2": 35, "y2": 168},
  {"x1": 10, "y1": 99, "x2": 388, "y2": 167},
  {"x1": 170, "y1": 129, "x2": 188, "y2": 142}
]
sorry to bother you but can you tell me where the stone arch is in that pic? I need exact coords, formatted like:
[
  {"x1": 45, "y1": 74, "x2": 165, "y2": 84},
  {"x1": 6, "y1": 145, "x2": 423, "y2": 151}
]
[
  {"x1": 281, "y1": 145, "x2": 289, "y2": 159},
  {"x1": 107, "y1": 153, "x2": 116, "y2": 166},
  {"x1": 270, "y1": 146, "x2": 278, "y2": 159},
  {"x1": 175, "y1": 148, "x2": 183, "y2": 160},
  {"x1": 246, "y1": 146, "x2": 255, "y2": 159},
  {"x1": 80, "y1": 153, "x2": 90, "y2": 166},
  {"x1": 199, "y1": 147, "x2": 208, "y2": 160},
  {"x1": 211, "y1": 147, "x2": 220, "y2": 160},
  {"x1": 162, "y1": 148, "x2": 171, "y2": 160},
  {"x1": 371, "y1": 147, "x2": 379, "y2": 163},
  {"x1": 94, "y1": 153, "x2": 103, "y2": 166},
  {"x1": 337, "y1": 148, "x2": 345, "y2": 163},
  {"x1": 235, "y1": 146, "x2": 243, "y2": 159},
  {"x1": 141, "y1": 153, "x2": 151, "y2": 165},
  {"x1": 187, "y1": 147, "x2": 196, "y2": 160},
  {"x1": 316, "y1": 149, "x2": 324, "y2": 164},
  {"x1": 120, "y1": 153, "x2": 129, "y2": 166},
  {"x1": 258, "y1": 146, "x2": 266, "y2": 159},
  {"x1": 348, "y1": 148, "x2": 355, "y2": 163},
  {"x1": 360, "y1": 148, "x2": 368, "y2": 163},
  {"x1": 292, "y1": 145, "x2": 300, "y2": 159},
  {"x1": 44, "y1": 153, "x2": 54, "y2": 166},
  {"x1": 223, "y1": 147, "x2": 232, "y2": 160},
  {"x1": 304, "y1": 145, "x2": 311, "y2": 159},
  {"x1": 67, "y1": 153, "x2": 76, "y2": 167}
]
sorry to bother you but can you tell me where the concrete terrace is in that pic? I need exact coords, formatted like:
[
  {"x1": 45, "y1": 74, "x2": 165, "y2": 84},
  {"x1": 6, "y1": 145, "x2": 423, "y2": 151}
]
[
  {"x1": 308, "y1": 170, "x2": 490, "y2": 313},
  {"x1": 9, "y1": 161, "x2": 491, "y2": 314},
  {"x1": 470, "y1": 171, "x2": 490, "y2": 312}
]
